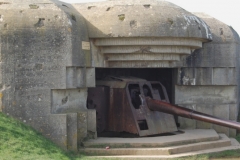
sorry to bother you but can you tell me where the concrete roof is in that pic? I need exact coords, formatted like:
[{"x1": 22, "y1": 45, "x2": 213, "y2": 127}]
[
  {"x1": 194, "y1": 12, "x2": 240, "y2": 43},
  {"x1": 74, "y1": 0, "x2": 212, "y2": 40}
]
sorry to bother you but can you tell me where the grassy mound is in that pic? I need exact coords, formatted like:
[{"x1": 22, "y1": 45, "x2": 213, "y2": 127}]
[{"x1": 0, "y1": 112, "x2": 76, "y2": 160}]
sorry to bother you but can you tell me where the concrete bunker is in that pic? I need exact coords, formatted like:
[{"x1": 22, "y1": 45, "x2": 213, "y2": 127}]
[{"x1": 0, "y1": 0, "x2": 240, "y2": 153}]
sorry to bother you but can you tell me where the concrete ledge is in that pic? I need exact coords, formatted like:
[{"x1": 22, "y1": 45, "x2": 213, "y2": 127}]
[
  {"x1": 167, "y1": 134, "x2": 231, "y2": 154},
  {"x1": 83, "y1": 129, "x2": 219, "y2": 148},
  {"x1": 81, "y1": 133, "x2": 230, "y2": 156},
  {"x1": 82, "y1": 134, "x2": 240, "y2": 159}
]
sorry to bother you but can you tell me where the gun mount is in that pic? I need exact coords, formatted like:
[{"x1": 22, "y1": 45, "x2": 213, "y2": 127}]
[{"x1": 87, "y1": 76, "x2": 240, "y2": 136}]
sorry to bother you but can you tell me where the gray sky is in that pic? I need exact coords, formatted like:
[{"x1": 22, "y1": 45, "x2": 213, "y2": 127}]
[{"x1": 60, "y1": 0, "x2": 240, "y2": 35}]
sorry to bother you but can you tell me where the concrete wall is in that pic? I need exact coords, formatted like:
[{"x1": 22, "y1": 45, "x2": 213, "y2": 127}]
[
  {"x1": 175, "y1": 13, "x2": 240, "y2": 136},
  {"x1": 0, "y1": 0, "x2": 96, "y2": 150}
]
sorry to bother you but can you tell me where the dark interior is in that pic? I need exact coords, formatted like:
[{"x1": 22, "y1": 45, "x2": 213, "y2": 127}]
[{"x1": 96, "y1": 68, "x2": 173, "y2": 103}]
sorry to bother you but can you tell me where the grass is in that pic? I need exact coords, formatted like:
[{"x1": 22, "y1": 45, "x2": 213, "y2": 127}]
[
  {"x1": 0, "y1": 112, "x2": 83, "y2": 160},
  {"x1": 236, "y1": 134, "x2": 240, "y2": 142},
  {"x1": 172, "y1": 149, "x2": 240, "y2": 160},
  {"x1": 1, "y1": 112, "x2": 240, "y2": 160}
]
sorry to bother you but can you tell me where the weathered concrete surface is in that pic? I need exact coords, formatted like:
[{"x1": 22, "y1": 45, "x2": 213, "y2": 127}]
[
  {"x1": 74, "y1": 0, "x2": 212, "y2": 39},
  {"x1": 175, "y1": 86, "x2": 237, "y2": 104},
  {"x1": 85, "y1": 135, "x2": 240, "y2": 159},
  {"x1": 177, "y1": 68, "x2": 237, "y2": 85},
  {"x1": 83, "y1": 129, "x2": 219, "y2": 148},
  {"x1": 51, "y1": 89, "x2": 87, "y2": 114},
  {"x1": 90, "y1": 37, "x2": 207, "y2": 68},
  {"x1": 178, "y1": 43, "x2": 238, "y2": 68},
  {"x1": 81, "y1": 130, "x2": 235, "y2": 156},
  {"x1": 77, "y1": 111, "x2": 88, "y2": 143},
  {"x1": 178, "y1": 12, "x2": 240, "y2": 68},
  {"x1": 74, "y1": 0, "x2": 212, "y2": 68},
  {"x1": 67, "y1": 113, "x2": 78, "y2": 151},
  {"x1": 81, "y1": 135, "x2": 230, "y2": 155},
  {"x1": 66, "y1": 67, "x2": 95, "y2": 88},
  {"x1": 175, "y1": 12, "x2": 240, "y2": 135},
  {"x1": 87, "y1": 109, "x2": 97, "y2": 139},
  {"x1": 0, "y1": 0, "x2": 94, "y2": 150}
]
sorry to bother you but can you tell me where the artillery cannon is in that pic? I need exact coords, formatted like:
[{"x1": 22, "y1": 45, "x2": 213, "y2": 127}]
[
  {"x1": 145, "y1": 97, "x2": 240, "y2": 131},
  {"x1": 87, "y1": 76, "x2": 240, "y2": 136}
]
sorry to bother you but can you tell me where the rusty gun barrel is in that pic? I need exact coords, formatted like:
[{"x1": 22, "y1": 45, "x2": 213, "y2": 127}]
[{"x1": 145, "y1": 97, "x2": 240, "y2": 130}]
